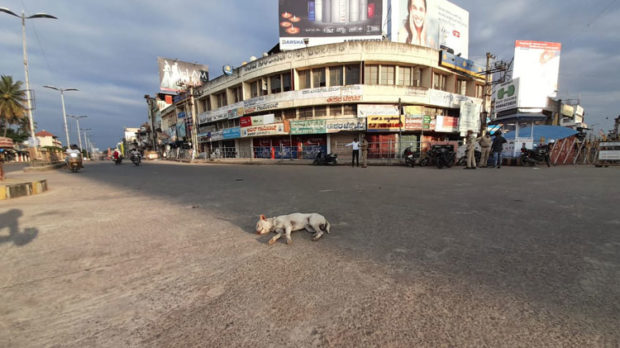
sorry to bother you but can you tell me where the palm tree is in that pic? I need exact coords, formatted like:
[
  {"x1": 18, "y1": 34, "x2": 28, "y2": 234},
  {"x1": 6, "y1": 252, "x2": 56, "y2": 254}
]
[{"x1": 0, "y1": 75, "x2": 27, "y2": 137}]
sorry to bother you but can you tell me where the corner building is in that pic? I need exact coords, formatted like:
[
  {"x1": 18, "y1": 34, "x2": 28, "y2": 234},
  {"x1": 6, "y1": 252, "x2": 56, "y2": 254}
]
[{"x1": 167, "y1": 41, "x2": 487, "y2": 160}]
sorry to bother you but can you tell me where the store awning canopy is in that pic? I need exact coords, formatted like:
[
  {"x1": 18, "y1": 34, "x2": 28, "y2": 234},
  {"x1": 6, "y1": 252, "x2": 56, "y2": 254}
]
[{"x1": 491, "y1": 113, "x2": 547, "y2": 124}]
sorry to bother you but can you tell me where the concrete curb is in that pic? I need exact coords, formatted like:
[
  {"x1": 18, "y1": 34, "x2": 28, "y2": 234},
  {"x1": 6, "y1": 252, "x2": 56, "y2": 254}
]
[
  {"x1": 24, "y1": 162, "x2": 66, "y2": 172},
  {"x1": 0, "y1": 179, "x2": 48, "y2": 200}
]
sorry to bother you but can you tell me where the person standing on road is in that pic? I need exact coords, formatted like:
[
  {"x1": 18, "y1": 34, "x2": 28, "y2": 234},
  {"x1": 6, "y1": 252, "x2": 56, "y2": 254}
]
[
  {"x1": 345, "y1": 137, "x2": 360, "y2": 167},
  {"x1": 491, "y1": 130, "x2": 507, "y2": 168},
  {"x1": 361, "y1": 136, "x2": 369, "y2": 168},
  {"x1": 478, "y1": 131, "x2": 492, "y2": 168},
  {"x1": 464, "y1": 130, "x2": 477, "y2": 169}
]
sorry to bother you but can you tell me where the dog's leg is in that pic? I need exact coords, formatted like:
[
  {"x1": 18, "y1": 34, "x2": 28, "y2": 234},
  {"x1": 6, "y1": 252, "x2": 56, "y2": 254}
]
[
  {"x1": 312, "y1": 231, "x2": 324, "y2": 241},
  {"x1": 304, "y1": 226, "x2": 315, "y2": 233},
  {"x1": 268, "y1": 231, "x2": 282, "y2": 246},
  {"x1": 285, "y1": 226, "x2": 293, "y2": 245}
]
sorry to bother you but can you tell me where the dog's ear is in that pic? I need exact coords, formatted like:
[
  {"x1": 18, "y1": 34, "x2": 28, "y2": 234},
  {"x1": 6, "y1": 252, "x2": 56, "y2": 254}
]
[{"x1": 260, "y1": 214, "x2": 266, "y2": 220}]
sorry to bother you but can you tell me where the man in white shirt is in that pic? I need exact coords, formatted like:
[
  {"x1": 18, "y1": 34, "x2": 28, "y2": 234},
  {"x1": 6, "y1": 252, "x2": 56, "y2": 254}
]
[{"x1": 345, "y1": 137, "x2": 360, "y2": 167}]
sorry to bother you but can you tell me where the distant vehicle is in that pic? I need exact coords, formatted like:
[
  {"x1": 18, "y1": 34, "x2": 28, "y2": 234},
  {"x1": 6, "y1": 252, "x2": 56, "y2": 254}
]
[
  {"x1": 313, "y1": 151, "x2": 338, "y2": 166},
  {"x1": 68, "y1": 153, "x2": 82, "y2": 172},
  {"x1": 520, "y1": 144, "x2": 551, "y2": 167},
  {"x1": 420, "y1": 145, "x2": 455, "y2": 169}
]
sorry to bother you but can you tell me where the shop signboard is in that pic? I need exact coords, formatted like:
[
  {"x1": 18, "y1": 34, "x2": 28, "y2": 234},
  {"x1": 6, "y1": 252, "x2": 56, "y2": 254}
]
[
  {"x1": 561, "y1": 104, "x2": 575, "y2": 118},
  {"x1": 459, "y1": 101, "x2": 480, "y2": 136},
  {"x1": 403, "y1": 105, "x2": 424, "y2": 116},
  {"x1": 209, "y1": 130, "x2": 224, "y2": 142},
  {"x1": 358, "y1": 104, "x2": 399, "y2": 118},
  {"x1": 241, "y1": 123, "x2": 288, "y2": 137},
  {"x1": 290, "y1": 119, "x2": 327, "y2": 135},
  {"x1": 435, "y1": 115, "x2": 458, "y2": 133},
  {"x1": 392, "y1": 0, "x2": 470, "y2": 58},
  {"x1": 493, "y1": 78, "x2": 520, "y2": 113},
  {"x1": 176, "y1": 119, "x2": 187, "y2": 139},
  {"x1": 223, "y1": 127, "x2": 241, "y2": 139},
  {"x1": 278, "y1": 0, "x2": 385, "y2": 51},
  {"x1": 404, "y1": 116, "x2": 423, "y2": 130},
  {"x1": 367, "y1": 115, "x2": 404, "y2": 132},
  {"x1": 325, "y1": 118, "x2": 366, "y2": 133}
]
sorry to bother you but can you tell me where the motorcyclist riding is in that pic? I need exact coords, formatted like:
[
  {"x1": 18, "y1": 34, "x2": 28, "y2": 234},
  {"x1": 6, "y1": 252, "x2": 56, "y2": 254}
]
[{"x1": 65, "y1": 144, "x2": 83, "y2": 168}]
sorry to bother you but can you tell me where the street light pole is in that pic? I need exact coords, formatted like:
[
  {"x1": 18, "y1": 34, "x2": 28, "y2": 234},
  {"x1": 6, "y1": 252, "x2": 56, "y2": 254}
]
[
  {"x1": 81, "y1": 128, "x2": 92, "y2": 156},
  {"x1": 43, "y1": 85, "x2": 78, "y2": 148},
  {"x1": 1, "y1": 7, "x2": 57, "y2": 158},
  {"x1": 68, "y1": 115, "x2": 87, "y2": 151}
]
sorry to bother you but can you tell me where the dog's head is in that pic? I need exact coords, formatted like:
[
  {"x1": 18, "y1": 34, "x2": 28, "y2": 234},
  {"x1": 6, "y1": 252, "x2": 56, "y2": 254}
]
[{"x1": 255, "y1": 214, "x2": 273, "y2": 235}]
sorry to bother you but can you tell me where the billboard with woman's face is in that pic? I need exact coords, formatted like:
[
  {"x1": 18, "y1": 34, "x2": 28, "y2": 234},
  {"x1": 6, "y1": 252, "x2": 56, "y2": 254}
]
[
  {"x1": 278, "y1": 0, "x2": 385, "y2": 50},
  {"x1": 392, "y1": 0, "x2": 469, "y2": 58}
]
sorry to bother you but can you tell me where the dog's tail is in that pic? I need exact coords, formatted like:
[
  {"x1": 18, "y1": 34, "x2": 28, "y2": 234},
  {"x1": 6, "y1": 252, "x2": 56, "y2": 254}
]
[{"x1": 321, "y1": 220, "x2": 331, "y2": 234}]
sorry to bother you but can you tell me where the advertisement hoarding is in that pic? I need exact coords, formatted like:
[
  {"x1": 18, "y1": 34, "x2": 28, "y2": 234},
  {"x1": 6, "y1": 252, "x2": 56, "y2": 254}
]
[
  {"x1": 458, "y1": 101, "x2": 480, "y2": 135},
  {"x1": 493, "y1": 78, "x2": 520, "y2": 113},
  {"x1": 392, "y1": 0, "x2": 469, "y2": 58},
  {"x1": 512, "y1": 41, "x2": 561, "y2": 109},
  {"x1": 241, "y1": 123, "x2": 289, "y2": 137},
  {"x1": 434, "y1": 115, "x2": 458, "y2": 133},
  {"x1": 367, "y1": 115, "x2": 404, "y2": 132},
  {"x1": 290, "y1": 119, "x2": 327, "y2": 134},
  {"x1": 278, "y1": 0, "x2": 384, "y2": 50},
  {"x1": 158, "y1": 57, "x2": 209, "y2": 93},
  {"x1": 325, "y1": 118, "x2": 366, "y2": 132},
  {"x1": 357, "y1": 104, "x2": 399, "y2": 117}
]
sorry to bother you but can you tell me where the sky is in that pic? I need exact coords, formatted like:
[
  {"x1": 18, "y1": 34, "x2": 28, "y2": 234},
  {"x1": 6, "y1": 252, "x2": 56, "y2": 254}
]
[{"x1": 1, "y1": 0, "x2": 619, "y2": 149}]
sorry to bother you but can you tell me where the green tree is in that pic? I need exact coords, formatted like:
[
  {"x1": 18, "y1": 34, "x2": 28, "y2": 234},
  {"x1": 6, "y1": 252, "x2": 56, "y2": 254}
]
[{"x1": 0, "y1": 75, "x2": 27, "y2": 138}]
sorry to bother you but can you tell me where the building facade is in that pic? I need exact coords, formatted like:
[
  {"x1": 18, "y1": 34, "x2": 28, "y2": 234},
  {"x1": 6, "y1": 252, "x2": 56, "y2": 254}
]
[{"x1": 159, "y1": 41, "x2": 487, "y2": 160}]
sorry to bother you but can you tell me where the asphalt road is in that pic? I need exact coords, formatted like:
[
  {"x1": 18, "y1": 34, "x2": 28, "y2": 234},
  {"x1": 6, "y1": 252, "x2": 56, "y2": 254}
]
[{"x1": 1, "y1": 161, "x2": 619, "y2": 347}]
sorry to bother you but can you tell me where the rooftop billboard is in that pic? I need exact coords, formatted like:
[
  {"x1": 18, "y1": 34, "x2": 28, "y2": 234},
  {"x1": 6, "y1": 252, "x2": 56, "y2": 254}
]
[
  {"x1": 391, "y1": 0, "x2": 469, "y2": 58},
  {"x1": 278, "y1": 0, "x2": 385, "y2": 50},
  {"x1": 512, "y1": 41, "x2": 561, "y2": 110},
  {"x1": 158, "y1": 57, "x2": 209, "y2": 94}
]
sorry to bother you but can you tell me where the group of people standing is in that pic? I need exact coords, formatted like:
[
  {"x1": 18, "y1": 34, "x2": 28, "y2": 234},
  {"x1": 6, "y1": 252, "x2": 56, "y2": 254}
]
[{"x1": 465, "y1": 130, "x2": 507, "y2": 169}]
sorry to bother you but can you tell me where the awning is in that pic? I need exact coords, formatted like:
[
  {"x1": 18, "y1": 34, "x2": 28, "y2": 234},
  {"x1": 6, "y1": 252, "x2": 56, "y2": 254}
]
[{"x1": 490, "y1": 113, "x2": 547, "y2": 124}]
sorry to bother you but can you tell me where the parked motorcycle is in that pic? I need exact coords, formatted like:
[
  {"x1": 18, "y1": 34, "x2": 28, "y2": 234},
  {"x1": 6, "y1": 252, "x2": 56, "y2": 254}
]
[
  {"x1": 130, "y1": 152, "x2": 141, "y2": 166},
  {"x1": 402, "y1": 146, "x2": 421, "y2": 167},
  {"x1": 313, "y1": 151, "x2": 338, "y2": 165},
  {"x1": 68, "y1": 153, "x2": 82, "y2": 172},
  {"x1": 520, "y1": 145, "x2": 551, "y2": 167},
  {"x1": 456, "y1": 149, "x2": 481, "y2": 166},
  {"x1": 419, "y1": 145, "x2": 455, "y2": 169}
]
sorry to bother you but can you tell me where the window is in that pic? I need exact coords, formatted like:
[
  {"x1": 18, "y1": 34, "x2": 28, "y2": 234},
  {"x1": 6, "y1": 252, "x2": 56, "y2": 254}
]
[
  {"x1": 312, "y1": 68, "x2": 326, "y2": 87},
  {"x1": 261, "y1": 78, "x2": 268, "y2": 96},
  {"x1": 380, "y1": 65, "x2": 395, "y2": 85},
  {"x1": 329, "y1": 105, "x2": 343, "y2": 116},
  {"x1": 282, "y1": 108, "x2": 296, "y2": 119},
  {"x1": 364, "y1": 65, "x2": 379, "y2": 85},
  {"x1": 476, "y1": 84, "x2": 484, "y2": 98},
  {"x1": 202, "y1": 98, "x2": 211, "y2": 112},
  {"x1": 250, "y1": 81, "x2": 260, "y2": 98},
  {"x1": 270, "y1": 75, "x2": 282, "y2": 94},
  {"x1": 315, "y1": 105, "x2": 327, "y2": 117},
  {"x1": 299, "y1": 70, "x2": 310, "y2": 89},
  {"x1": 398, "y1": 67, "x2": 412, "y2": 86},
  {"x1": 433, "y1": 72, "x2": 447, "y2": 91},
  {"x1": 345, "y1": 64, "x2": 360, "y2": 85},
  {"x1": 457, "y1": 80, "x2": 467, "y2": 95},
  {"x1": 283, "y1": 73, "x2": 292, "y2": 92},
  {"x1": 215, "y1": 92, "x2": 227, "y2": 108},
  {"x1": 330, "y1": 66, "x2": 343, "y2": 86},
  {"x1": 343, "y1": 104, "x2": 357, "y2": 115},
  {"x1": 232, "y1": 85, "x2": 243, "y2": 103},
  {"x1": 299, "y1": 107, "x2": 313, "y2": 119}
]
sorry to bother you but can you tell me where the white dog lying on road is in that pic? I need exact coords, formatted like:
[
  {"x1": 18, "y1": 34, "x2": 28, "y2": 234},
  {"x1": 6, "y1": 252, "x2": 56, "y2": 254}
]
[{"x1": 255, "y1": 213, "x2": 331, "y2": 245}]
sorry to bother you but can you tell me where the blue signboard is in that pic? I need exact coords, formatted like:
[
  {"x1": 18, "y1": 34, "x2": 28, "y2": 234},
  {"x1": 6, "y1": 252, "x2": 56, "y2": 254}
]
[
  {"x1": 440, "y1": 51, "x2": 485, "y2": 79},
  {"x1": 223, "y1": 127, "x2": 241, "y2": 139}
]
